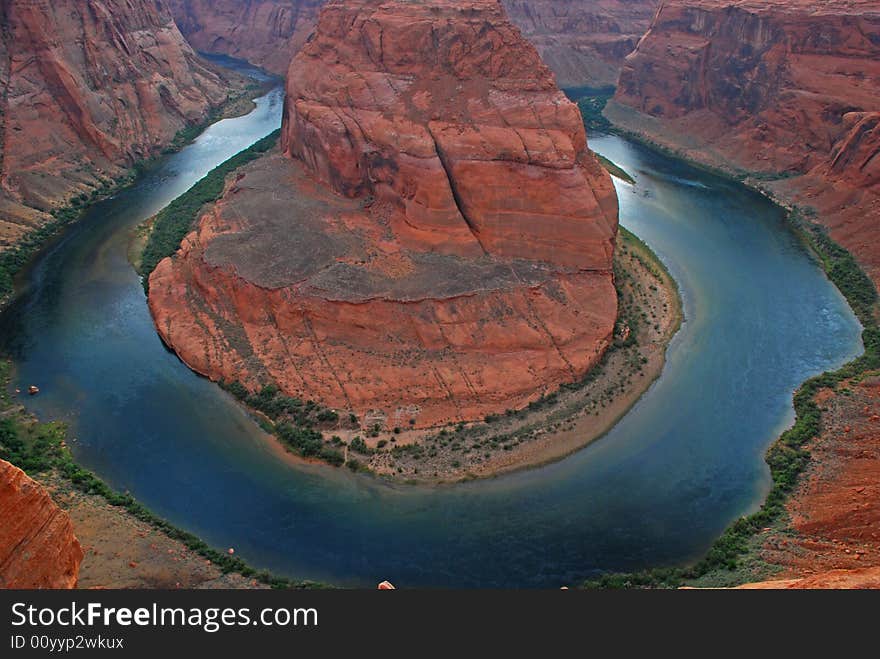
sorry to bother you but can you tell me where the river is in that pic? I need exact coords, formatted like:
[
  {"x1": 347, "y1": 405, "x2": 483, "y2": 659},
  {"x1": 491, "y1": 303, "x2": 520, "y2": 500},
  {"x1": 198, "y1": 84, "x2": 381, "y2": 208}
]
[{"x1": 0, "y1": 79, "x2": 862, "y2": 587}]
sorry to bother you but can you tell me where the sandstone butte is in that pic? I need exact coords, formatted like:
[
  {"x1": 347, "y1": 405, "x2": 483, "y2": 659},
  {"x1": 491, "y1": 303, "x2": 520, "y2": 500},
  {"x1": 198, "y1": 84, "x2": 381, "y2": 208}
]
[
  {"x1": 0, "y1": 459, "x2": 83, "y2": 589},
  {"x1": 608, "y1": 0, "x2": 880, "y2": 285},
  {"x1": 0, "y1": 0, "x2": 242, "y2": 251},
  {"x1": 168, "y1": 0, "x2": 660, "y2": 86},
  {"x1": 148, "y1": 0, "x2": 619, "y2": 430}
]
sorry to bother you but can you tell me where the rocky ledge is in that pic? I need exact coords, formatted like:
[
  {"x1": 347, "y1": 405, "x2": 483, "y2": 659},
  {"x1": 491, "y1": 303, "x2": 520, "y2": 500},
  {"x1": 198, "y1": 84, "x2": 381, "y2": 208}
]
[{"x1": 149, "y1": 0, "x2": 618, "y2": 430}]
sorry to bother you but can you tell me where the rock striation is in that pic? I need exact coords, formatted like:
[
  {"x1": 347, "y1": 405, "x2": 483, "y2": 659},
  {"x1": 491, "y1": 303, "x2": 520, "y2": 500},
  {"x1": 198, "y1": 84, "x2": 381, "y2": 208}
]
[
  {"x1": 0, "y1": 0, "x2": 243, "y2": 251},
  {"x1": 149, "y1": 0, "x2": 618, "y2": 429},
  {"x1": 0, "y1": 459, "x2": 83, "y2": 589},
  {"x1": 608, "y1": 0, "x2": 880, "y2": 283}
]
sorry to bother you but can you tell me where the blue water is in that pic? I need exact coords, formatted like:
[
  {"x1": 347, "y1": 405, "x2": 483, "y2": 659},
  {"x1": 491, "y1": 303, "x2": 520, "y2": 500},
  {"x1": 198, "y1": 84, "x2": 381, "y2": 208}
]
[{"x1": 0, "y1": 91, "x2": 862, "y2": 587}]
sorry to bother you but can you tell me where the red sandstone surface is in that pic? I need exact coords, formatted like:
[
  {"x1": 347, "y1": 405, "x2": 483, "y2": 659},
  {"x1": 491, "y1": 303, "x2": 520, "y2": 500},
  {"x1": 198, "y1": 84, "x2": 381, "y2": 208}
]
[
  {"x1": 738, "y1": 567, "x2": 880, "y2": 589},
  {"x1": 149, "y1": 0, "x2": 618, "y2": 429},
  {"x1": 0, "y1": 459, "x2": 83, "y2": 589},
  {"x1": 608, "y1": 0, "x2": 880, "y2": 283},
  {"x1": 168, "y1": 0, "x2": 658, "y2": 86},
  {"x1": 0, "y1": 0, "x2": 242, "y2": 250}
]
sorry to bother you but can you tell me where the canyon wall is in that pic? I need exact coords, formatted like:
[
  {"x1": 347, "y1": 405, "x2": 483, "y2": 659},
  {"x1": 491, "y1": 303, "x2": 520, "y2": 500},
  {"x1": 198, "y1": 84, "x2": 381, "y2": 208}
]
[
  {"x1": 503, "y1": 0, "x2": 660, "y2": 88},
  {"x1": 0, "y1": 459, "x2": 82, "y2": 589},
  {"x1": 0, "y1": 0, "x2": 243, "y2": 250},
  {"x1": 167, "y1": 0, "x2": 323, "y2": 76},
  {"x1": 149, "y1": 0, "x2": 619, "y2": 429},
  {"x1": 608, "y1": 0, "x2": 880, "y2": 282},
  {"x1": 167, "y1": 0, "x2": 659, "y2": 86}
]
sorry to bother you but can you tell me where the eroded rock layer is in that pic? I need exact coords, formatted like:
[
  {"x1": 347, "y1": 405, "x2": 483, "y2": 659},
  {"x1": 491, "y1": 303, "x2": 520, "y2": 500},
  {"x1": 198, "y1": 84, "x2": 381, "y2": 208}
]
[
  {"x1": 149, "y1": 0, "x2": 618, "y2": 429},
  {"x1": 608, "y1": 0, "x2": 880, "y2": 283},
  {"x1": 0, "y1": 459, "x2": 83, "y2": 589},
  {"x1": 0, "y1": 0, "x2": 241, "y2": 249}
]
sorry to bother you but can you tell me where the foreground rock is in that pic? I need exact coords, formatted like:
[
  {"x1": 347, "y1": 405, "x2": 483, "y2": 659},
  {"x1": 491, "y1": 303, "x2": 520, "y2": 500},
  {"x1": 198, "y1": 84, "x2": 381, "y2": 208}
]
[
  {"x1": 168, "y1": 0, "x2": 658, "y2": 86},
  {"x1": 608, "y1": 0, "x2": 880, "y2": 283},
  {"x1": 149, "y1": 0, "x2": 618, "y2": 430},
  {"x1": 0, "y1": 0, "x2": 243, "y2": 250},
  {"x1": 0, "y1": 460, "x2": 83, "y2": 589}
]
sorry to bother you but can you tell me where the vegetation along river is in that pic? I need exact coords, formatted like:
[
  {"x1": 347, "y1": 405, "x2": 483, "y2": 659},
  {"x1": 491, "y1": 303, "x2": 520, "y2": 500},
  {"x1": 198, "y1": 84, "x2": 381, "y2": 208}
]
[{"x1": 0, "y1": 69, "x2": 862, "y2": 587}]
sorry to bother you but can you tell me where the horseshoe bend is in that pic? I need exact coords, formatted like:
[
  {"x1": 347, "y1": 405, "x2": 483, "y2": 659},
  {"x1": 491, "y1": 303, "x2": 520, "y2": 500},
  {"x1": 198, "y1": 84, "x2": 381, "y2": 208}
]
[{"x1": 147, "y1": 0, "x2": 621, "y2": 435}]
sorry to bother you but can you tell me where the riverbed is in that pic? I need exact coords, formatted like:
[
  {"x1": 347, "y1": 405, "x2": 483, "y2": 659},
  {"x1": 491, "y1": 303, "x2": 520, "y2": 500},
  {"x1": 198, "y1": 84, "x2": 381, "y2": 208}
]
[{"x1": 0, "y1": 85, "x2": 862, "y2": 587}]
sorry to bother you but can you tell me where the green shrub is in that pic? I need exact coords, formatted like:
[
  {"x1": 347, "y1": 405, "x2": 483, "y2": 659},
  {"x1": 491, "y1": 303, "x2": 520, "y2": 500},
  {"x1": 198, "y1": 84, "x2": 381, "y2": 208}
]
[
  {"x1": 349, "y1": 436, "x2": 372, "y2": 455},
  {"x1": 140, "y1": 130, "x2": 280, "y2": 285}
]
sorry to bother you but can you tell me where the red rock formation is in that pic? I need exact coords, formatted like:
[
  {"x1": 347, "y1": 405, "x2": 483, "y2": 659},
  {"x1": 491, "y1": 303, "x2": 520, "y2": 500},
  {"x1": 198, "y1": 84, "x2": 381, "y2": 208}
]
[
  {"x1": 736, "y1": 566, "x2": 880, "y2": 589},
  {"x1": 282, "y1": 0, "x2": 618, "y2": 268},
  {"x1": 168, "y1": 0, "x2": 323, "y2": 76},
  {"x1": 0, "y1": 459, "x2": 83, "y2": 589},
  {"x1": 149, "y1": 0, "x2": 618, "y2": 429},
  {"x1": 608, "y1": 0, "x2": 880, "y2": 283},
  {"x1": 502, "y1": 0, "x2": 660, "y2": 88},
  {"x1": 0, "y1": 0, "x2": 242, "y2": 250},
  {"x1": 167, "y1": 0, "x2": 659, "y2": 86}
]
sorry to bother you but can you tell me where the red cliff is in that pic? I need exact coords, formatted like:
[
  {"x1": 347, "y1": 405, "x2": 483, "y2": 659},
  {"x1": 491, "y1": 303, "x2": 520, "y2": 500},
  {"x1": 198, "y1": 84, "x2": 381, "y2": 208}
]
[
  {"x1": 0, "y1": 459, "x2": 83, "y2": 589},
  {"x1": 167, "y1": 0, "x2": 659, "y2": 86},
  {"x1": 0, "y1": 0, "x2": 242, "y2": 250},
  {"x1": 149, "y1": 0, "x2": 618, "y2": 430},
  {"x1": 608, "y1": 0, "x2": 880, "y2": 283}
]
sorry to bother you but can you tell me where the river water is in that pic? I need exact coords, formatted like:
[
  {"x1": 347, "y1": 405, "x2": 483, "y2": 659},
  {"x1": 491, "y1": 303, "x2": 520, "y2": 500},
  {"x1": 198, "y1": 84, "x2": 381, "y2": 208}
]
[{"x1": 0, "y1": 83, "x2": 862, "y2": 587}]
